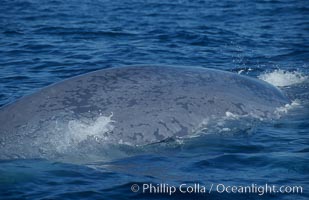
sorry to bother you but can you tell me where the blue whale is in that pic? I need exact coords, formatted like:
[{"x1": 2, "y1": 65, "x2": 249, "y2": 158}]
[{"x1": 0, "y1": 65, "x2": 289, "y2": 159}]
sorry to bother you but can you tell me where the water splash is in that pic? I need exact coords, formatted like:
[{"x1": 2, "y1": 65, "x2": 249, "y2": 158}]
[
  {"x1": 258, "y1": 69, "x2": 307, "y2": 87},
  {"x1": 50, "y1": 113, "x2": 115, "y2": 153},
  {"x1": 274, "y1": 100, "x2": 301, "y2": 116}
]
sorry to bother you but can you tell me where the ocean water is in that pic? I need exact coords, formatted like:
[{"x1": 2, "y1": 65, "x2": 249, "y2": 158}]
[{"x1": 0, "y1": 0, "x2": 308, "y2": 199}]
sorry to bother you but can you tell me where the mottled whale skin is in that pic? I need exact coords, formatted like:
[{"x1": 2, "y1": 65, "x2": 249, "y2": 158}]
[{"x1": 0, "y1": 65, "x2": 289, "y2": 159}]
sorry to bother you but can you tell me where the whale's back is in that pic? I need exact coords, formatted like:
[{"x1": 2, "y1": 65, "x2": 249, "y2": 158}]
[{"x1": 0, "y1": 65, "x2": 289, "y2": 159}]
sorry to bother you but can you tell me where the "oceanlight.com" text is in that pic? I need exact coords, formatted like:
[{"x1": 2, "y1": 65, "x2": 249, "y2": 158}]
[{"x1": 130, "y1": 183, "x2": 303, "y2": 196}]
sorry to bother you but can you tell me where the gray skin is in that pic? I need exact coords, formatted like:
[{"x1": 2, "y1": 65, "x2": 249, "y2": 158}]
[{"x1": 0, "y1": 65, "x2": 289, "y2": 159}]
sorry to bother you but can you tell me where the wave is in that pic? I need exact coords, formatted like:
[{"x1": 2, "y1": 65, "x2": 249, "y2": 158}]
[{"x1": 34, "y1": 26, "x2": 137, "y2": 37}]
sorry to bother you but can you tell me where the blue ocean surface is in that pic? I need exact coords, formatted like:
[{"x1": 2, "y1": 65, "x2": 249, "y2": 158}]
[{"x1": 0, "y1": 0, "x2": 308, "y2": 199}]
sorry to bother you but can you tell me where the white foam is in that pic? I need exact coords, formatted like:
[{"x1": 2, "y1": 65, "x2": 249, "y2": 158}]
[
  {"x1": 258, "y1": 69, "x2": 307, "y2": 87},
  {"x1": 275, "y1": 100, "x2": 301, "y2": 116},
  {"x1": 189, "y1": 112, "x2": 262, "y2": 136},
  {"x1": 237, "y1": 68, "x2": 253, "y2": 75},
  {"x1": 237, "y1": 69, "x2": 245, "y2": 74},
  {"x1": 225, "y1": 111, "x2": 241, "y2": 119},
  {"x1": 225, "y1": 111, "x2": 265, "y2": 121},
  {"x1": 54, "y1": 113, "x2": 115, "y2": 152}
]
